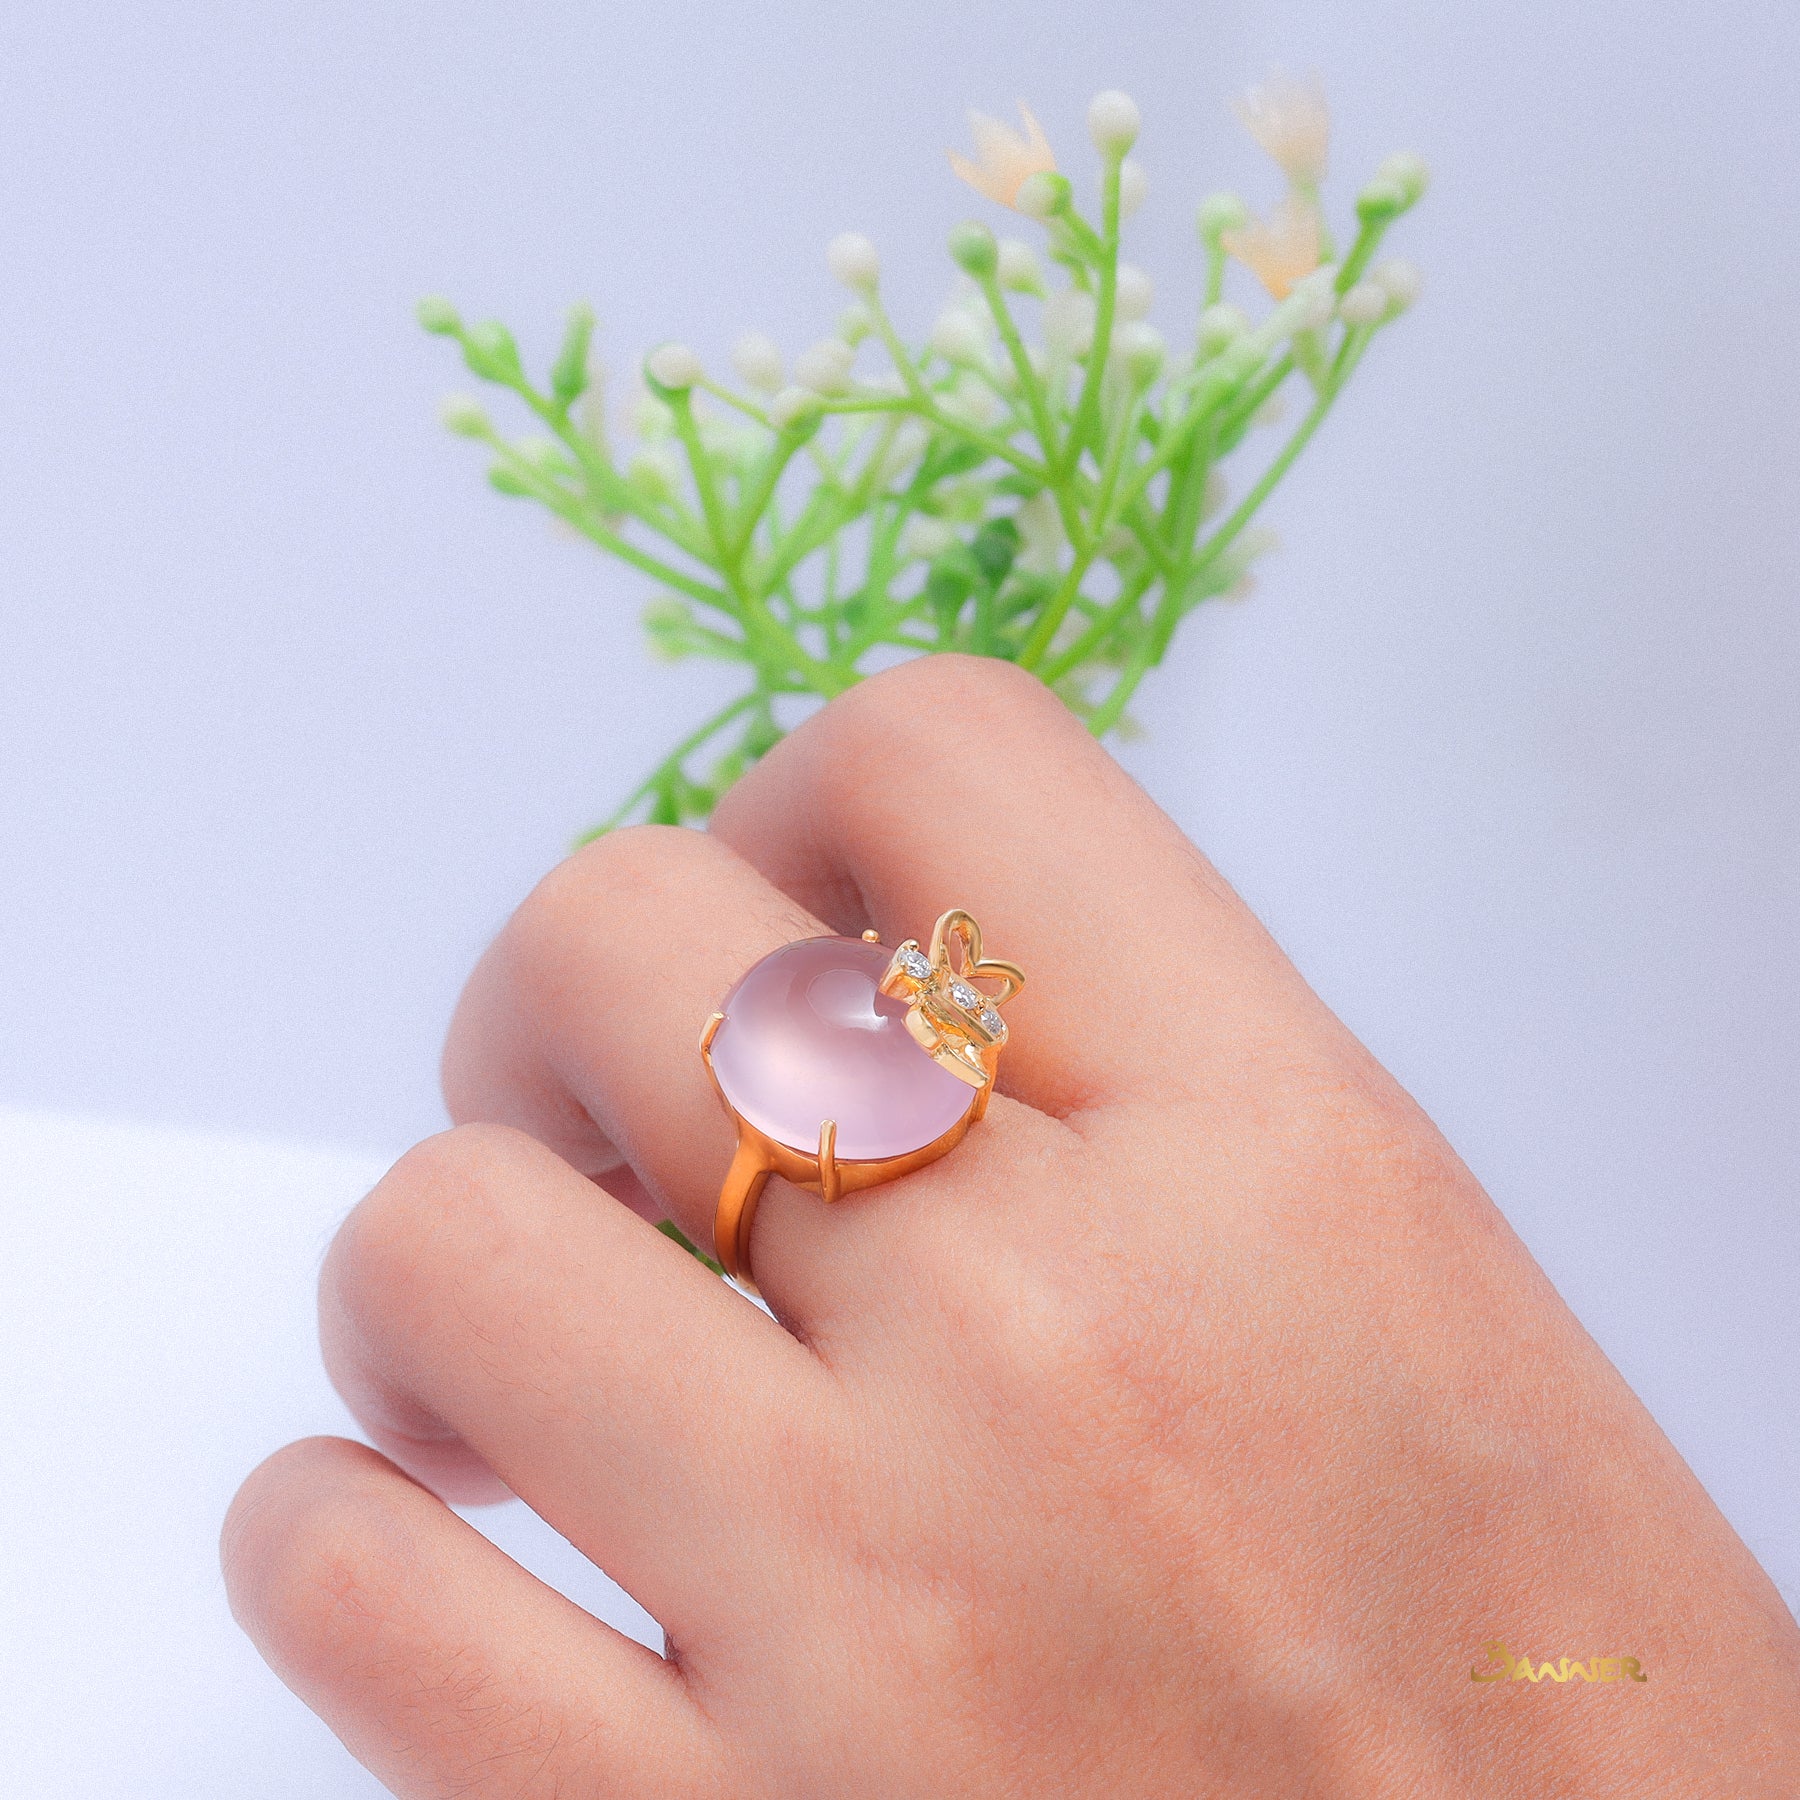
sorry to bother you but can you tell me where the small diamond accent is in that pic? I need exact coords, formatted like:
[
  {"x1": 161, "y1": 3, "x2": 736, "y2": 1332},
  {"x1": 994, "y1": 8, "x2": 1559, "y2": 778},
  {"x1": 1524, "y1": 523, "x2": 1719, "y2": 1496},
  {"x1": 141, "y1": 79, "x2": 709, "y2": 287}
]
[
  {"x1": 978, "y1": 1006, "x2": 1005, "y2": 1036},
  {"x1": 897, "y1": 947, "x2": 932, "y2": 981},
  {"x1": 950, "y1": 980, "x2": 981, "y2": 1010}
]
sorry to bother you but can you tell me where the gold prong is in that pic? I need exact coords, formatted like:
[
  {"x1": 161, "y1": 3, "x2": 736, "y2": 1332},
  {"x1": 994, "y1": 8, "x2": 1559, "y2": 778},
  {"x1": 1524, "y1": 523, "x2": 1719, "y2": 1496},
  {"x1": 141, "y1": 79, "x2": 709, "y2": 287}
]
[
  {"x1": 819, "y1": 1118, "x2": 840, "y2": 1202},
  {"x1": 862, "y1": 927, "x2": 881, "y2": 943},
  {"x1": 699, "y1": 1011, "x2": 728, "y2": 1107}
]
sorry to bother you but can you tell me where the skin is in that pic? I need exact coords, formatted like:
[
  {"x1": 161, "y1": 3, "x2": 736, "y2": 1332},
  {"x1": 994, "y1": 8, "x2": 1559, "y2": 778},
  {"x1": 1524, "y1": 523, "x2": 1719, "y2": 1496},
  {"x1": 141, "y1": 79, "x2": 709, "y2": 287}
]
[{"x1": 222, "y1": 654, "x2": 1800, "y2": 1797}]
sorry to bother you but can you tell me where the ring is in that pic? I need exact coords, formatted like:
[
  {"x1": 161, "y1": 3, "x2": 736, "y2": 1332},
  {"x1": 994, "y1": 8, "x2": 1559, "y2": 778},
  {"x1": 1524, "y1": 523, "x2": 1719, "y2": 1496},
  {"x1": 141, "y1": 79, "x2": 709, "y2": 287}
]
[{"x1": 700, "y1": 909, "x2": 1024, "y2": 1291}]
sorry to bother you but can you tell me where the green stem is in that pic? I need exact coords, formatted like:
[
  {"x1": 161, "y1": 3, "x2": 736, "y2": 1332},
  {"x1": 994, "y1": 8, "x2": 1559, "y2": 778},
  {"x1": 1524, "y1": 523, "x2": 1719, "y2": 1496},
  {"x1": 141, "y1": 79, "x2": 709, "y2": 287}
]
[
  {"x1": 1191, "y1": 345, "x2": 1358, "y2": 584},
  {"x1": 1063, "y1": 163, "x2": 1124, "y2": 473},
  {"x1": 977, "y1": 272, "x2": 1060, "y2": 468},
  {"x1": 1016, "y1": 547, "x2": 1096, "y2": 671},
  {"x1": 1041, "y1": 563, "x2": 1156, "y2": 682}
]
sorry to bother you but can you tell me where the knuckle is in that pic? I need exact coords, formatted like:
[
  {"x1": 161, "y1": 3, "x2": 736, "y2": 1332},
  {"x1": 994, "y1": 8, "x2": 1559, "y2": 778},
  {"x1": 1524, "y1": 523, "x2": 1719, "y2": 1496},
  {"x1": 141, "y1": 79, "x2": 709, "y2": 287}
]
[
  {"x1": 221, "y1": 1438, "x2": 409, "y2": 1675},
  {"x1": 825, "y1": 653, "x2": 1061, "y2": 764},
  {"x1": 332, "y1": 1124, "x2": 544, "y2": 1336},
  {"x1": 510, "y1": 824, "x2": 718, "y2": 972}
]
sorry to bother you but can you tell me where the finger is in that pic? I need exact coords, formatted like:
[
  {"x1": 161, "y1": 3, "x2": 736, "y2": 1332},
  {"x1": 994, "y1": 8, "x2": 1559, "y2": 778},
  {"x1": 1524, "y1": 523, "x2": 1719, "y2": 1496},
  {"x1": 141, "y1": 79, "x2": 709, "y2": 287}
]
[
  {"x1": 441, "y1": 821, "x2": 814, "y2": 1259},
  {"x1": 709, "y1": 654, "x2": 1330, "y2": 1118},
  {"x1": 222, "y1": 1437, "x2": 722, "y2": 1800},
  {"x1": 321, "y1": 1124, "x2": 836, "y2": 1641}
]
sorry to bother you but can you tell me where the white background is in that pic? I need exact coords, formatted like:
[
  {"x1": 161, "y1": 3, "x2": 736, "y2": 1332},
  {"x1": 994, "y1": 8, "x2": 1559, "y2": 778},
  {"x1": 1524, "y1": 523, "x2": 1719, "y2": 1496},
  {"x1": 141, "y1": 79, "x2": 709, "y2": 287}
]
[{"x1": 1, "y1": 0, "x2": 1795, "y2": 1790}]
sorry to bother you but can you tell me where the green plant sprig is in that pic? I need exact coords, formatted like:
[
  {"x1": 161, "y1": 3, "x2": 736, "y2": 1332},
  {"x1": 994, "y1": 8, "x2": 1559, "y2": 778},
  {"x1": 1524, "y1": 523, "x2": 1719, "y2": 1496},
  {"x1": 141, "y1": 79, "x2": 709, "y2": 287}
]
[{"x1": 421, "y1": 84, "x2": 1426, "y2": 835}]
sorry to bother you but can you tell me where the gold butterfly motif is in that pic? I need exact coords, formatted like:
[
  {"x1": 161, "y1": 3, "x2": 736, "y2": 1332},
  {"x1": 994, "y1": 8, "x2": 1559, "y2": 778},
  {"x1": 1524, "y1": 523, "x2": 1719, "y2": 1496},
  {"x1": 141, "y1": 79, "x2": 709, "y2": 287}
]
[{"x1": 878, "y1": 908, "x2": 1025, "y2": 1107}]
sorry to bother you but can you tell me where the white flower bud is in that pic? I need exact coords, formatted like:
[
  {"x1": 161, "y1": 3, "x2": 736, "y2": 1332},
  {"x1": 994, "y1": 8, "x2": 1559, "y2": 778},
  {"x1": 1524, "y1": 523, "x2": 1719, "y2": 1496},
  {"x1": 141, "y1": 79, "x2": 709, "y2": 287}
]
[
  {"x1": 1015, "y1": 489, "x2": 1067, "y2": 573},
  {"x1": 1114, "y1": 263, "x2": 1154, "y2": 321},
  {"x1": 1254, "y1": 393, "x2": 1288, "y2": 430},
  {"x1": 826, "y1": 231, "x2": 881, "y2": 292},
  {"x1": 1197, "y1": 191, "x2": 1248, "y2": 239},
  {"x1": 732, "y1": 332, "x2": 784, "y2": 393},
  {"x1": 1112, "y1": 320, "x2": 1165, "y2": 386},
  {"x1": 899, "y1": 515, "x2": 957, "y2": 561},
  {"x1": 1372, "y1": 257, "x2": 1422, "y2": 312},
  {"x1": 645, "y1": 342, "x2": 703, "y2": 391},
  {"x1": 1197, "y1": 302, "x2": 1250, "y2": 356},
  {"x1": 768, "y1": 385, "x2": 821, "y2": 430},
  {"x1": 1287, "y1": 266, "x2": 1338, "y2": 334},
  {"x1": 1043, "y1": 288, "x2": 1097, "y2": 356},
  {"x1": 1337, "y1": 280, "x2": 1389, "y2": 326},
  {"x1": 1087, "y1": 89, "x2": 1141, "y2": 157},
  {"x1": 930, "y1": 306, "x2": 987, "y2": 364},
  {"x1": 792, "y1": 337, "x2": 857, "y2": 395},
  {"x1": 1118, "y1": 158, "x2": 1149, "y2": 218},
  {"x1": 1375, "y1": 151, "x2": 1430, "y2": 206},
  {"x1": 1015, "y1": 170, "x2": 1072, "y2": 219},
  {"x1": 439, "y1": 393, "x2": 490, "y2": 436},
  {"x1": 997, "y1": 237, "x2": 1046, "y2": 295}
]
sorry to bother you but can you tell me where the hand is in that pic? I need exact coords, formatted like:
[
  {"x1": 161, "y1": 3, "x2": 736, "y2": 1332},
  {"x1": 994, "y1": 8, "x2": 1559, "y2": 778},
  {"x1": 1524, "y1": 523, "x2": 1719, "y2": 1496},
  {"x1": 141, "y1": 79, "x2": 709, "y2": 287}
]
[{"x1": 223, "y1": 655, "x2": 1800, "y2": 1797}]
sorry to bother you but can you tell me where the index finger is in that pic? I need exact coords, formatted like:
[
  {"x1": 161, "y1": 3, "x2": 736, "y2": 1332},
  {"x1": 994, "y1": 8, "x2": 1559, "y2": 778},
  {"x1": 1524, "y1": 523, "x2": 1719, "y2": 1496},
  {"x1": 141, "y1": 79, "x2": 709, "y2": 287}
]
[{"x1": 709, "y1": 655, "x2": 1325, "y2": 1118}]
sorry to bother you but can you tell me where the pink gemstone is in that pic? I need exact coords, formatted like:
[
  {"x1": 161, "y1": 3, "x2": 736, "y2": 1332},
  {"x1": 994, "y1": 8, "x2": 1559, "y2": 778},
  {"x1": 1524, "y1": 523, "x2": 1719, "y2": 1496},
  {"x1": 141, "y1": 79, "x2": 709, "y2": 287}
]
[{"x1": 710, "y1": 935, "x2": 975, "y2": 1161}]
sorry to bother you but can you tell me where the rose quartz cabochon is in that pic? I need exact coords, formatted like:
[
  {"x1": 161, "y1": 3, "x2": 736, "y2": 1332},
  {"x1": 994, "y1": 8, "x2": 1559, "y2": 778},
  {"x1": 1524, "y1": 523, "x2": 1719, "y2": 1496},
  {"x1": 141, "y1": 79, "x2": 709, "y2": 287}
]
[{"x1": 710, "y1": 935, "x2": 975, "y2": 1160}]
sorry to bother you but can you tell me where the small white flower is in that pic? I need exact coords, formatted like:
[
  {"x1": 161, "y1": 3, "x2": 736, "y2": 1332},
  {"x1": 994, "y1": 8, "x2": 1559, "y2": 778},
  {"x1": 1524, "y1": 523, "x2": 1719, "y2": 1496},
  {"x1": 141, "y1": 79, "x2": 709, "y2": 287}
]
[
  {"x1": 1113, "y1": 263, "x2": 1154, "y2": 321},
  {"x1": 1197, "y1": 192, "x2": 1249, "y2": 239},
  {"x1": 1196, "y1": 302, "x2": 1250, "y2": 356},
  {"x1": 1222, "y1": 194, "x2": 1323, "y2": 299},
  {"x1": 826, "y1": 231, "x2": 881, "y2": 292},
  {"x1": 732, "y1": 332, "x2": 783, "y2": 393},
  {"x1": 439, "y1": 394, "x2": 489, "y2": 436},
  {"x1": 1375, "y1": 151, "x2": 1430, "y2": 206},
  {"x1": 1014, "y1": 170, "x2": 1071, "y2": 219},
  {"x1": 930, "y1": 306, "x2": 988, "y2": 364},
  {"x1": 1043, "y1": 288, "x2": 1096, "y2": 356},
  {"x1": 1232, "y1": 73, "x2": 1330, "y2": 187},
  {"x1": 792, "y1": 337, "x2": 857, "y2": 395},
  {"x1": 1087, "y1": 89, "x2": 1140, "y2": 157},
  {"x1": 997, "y1": 237, "x2": 1045, "y2": 295},
  {"x1": 1372, "y1": 257, "x2": 1423, "y2": 311},
  {"x1": 950, "y1": 104, "x2": 1058, "y2": 210},
  {"x1": 1112, "y1": 320, "x2": 1165, "y2": 386},
  {"x1": 1338, "y1": 281, "x2": 1389, "y2": 326},
  {"x1": 768, "y1": 385, "x2": 821, "y2": 430},
  {"x1": 1287, "y1": 265, "x2": 1338, "y2": 333},
  {"x1": 1253, "y1": 392, "x2": 1288, "y2": 430},
  {"x1": 899, "y1": 515, "x2": 957, "y2": 561},
  {"x1": 1015, "y1": 489, "x2": 1067, "y2": 574},
  {"x1": 646, "y1": 342, "x2": 703, "y2": 391}
]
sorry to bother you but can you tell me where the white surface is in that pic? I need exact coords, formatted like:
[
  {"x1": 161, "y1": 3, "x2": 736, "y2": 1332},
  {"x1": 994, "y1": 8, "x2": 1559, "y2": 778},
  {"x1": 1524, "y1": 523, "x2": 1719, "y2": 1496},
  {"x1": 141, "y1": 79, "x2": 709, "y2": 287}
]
[{"x1": 0, "y1": 1109, "x2": 659, "y2": 1800}]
